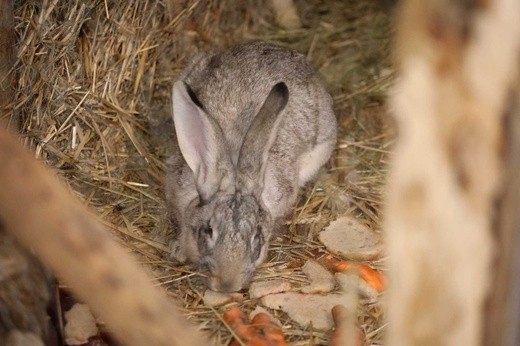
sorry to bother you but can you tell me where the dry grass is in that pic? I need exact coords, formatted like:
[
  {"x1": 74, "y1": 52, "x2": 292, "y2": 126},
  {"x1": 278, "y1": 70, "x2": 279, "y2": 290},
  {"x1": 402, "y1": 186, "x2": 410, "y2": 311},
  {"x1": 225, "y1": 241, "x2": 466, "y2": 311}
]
[{"x1": 12, "y1": 0, "x2": 394, "y2": 344}]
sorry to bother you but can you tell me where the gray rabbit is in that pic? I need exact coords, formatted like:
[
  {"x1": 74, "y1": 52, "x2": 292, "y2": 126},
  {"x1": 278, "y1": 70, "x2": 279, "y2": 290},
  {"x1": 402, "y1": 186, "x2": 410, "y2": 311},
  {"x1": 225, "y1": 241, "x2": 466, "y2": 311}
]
[{"x1": 166, "y1": 41, "x2": 337, "y2": 292}]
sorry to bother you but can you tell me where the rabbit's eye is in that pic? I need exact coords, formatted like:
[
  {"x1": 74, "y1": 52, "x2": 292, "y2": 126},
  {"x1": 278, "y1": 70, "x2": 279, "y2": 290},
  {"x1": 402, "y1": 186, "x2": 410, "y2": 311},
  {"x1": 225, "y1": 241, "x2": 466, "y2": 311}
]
[
  {"x1": 256, "y1": 226, "x2": 264, "y2": 242},
  {"x1": 252, "y1": 227, "x2": 263, "y2": 256},
  {"x1": 202, "y1": 225, "x2": 213, "y2": 237},
  {"x1": 197, "y1": 224, "x2": 217, "y2": 249}
]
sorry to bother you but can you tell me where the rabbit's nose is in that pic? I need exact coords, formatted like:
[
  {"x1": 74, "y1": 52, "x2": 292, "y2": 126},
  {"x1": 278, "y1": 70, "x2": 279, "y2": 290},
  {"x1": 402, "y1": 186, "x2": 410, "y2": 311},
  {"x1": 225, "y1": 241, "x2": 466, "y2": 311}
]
[
  {"x1": 207, "y1": 275, "x2": 241, "y2": 292},
  {"x1": 218, "y1": 279, "x2": 241, "y2": 293}
]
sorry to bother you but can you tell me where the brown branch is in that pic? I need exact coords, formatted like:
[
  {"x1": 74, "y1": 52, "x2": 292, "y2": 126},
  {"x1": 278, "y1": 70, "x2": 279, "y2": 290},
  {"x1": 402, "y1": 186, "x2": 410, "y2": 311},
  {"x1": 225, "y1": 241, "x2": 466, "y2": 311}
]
[{"x1": 0, "y1": 127, "x2": 207, "y2": 346}]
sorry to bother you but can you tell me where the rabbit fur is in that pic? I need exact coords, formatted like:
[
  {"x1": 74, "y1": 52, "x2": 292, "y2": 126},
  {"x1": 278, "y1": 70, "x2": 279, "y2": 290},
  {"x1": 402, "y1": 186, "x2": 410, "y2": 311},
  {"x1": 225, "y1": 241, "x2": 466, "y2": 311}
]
[{"x1": 166, "y1": 41, "x2": 336, "y2": 292}]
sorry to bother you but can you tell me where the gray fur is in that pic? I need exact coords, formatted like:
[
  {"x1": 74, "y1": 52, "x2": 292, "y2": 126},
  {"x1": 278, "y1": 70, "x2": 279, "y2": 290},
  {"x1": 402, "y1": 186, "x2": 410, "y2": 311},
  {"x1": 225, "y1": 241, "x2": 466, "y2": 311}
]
[{"x1": 166, "y1": 41, "x2": 337, "y2": 292}]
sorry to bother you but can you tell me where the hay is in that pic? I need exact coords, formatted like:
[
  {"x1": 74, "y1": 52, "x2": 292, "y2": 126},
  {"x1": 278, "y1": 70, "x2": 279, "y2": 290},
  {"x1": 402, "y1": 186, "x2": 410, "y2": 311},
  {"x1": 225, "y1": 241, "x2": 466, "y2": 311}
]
[{"x1": 13, "y1": 0, "x2": 393, "y2": 344}]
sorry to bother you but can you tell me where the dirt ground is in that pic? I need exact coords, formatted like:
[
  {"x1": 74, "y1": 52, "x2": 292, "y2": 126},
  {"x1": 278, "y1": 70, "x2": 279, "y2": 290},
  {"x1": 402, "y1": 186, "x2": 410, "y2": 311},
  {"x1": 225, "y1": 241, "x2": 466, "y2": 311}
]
[{"x1": 13, "y1": 0, "x2": 394, "y2": 344}]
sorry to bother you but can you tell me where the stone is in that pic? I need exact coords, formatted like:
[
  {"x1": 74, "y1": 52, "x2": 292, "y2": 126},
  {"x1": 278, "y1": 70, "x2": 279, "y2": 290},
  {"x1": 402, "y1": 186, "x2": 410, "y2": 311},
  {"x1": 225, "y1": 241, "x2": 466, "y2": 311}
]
[
  {"x1": 249, "y1": 279, "x2": 292, "y2": 299},
  {"x1": 319, "y1": 217, "x2": 383, "y2": 261},
  {"x1": 64, "y1": 303, "x2": 98, "y2": 345},
  {"x1": 301, "y1": 260, "x2": 335, "y2": 294},
  {"x1": 261, "y1": 292, "x2": 356, "y2": 331}
]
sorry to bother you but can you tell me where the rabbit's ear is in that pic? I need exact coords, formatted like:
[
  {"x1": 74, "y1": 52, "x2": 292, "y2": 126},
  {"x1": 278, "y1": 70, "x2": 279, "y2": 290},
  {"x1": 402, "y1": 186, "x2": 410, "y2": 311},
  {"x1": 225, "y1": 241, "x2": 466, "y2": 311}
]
[
  {"x1": 238, "y1": 82, "x2": 289, "y2": 193},
  {"x1": 172, "y1": 81, "x2": 231, "y2": 201}
]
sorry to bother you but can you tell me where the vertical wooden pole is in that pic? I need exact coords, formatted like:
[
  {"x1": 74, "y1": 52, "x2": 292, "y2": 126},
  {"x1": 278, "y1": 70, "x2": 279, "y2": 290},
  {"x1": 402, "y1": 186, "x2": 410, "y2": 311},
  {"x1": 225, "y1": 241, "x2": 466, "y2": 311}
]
[{"x1": 385, "y1": 0, "x2": 520, "y2": 344}]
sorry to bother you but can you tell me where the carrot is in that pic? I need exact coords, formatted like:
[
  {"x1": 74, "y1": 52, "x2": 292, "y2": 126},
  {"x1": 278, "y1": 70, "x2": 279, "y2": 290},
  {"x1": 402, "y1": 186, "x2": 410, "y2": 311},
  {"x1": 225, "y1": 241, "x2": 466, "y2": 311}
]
[
  {"x1": 251, "y1": 313, "x2": 287, "y2": 346},
  {"x1": 224, "y1": 306, "x2": 249, "y2": 327},
  {"x1": 224, "y1": 307, "x2": 255, "y2": 345},
  {"x1": 320, "y1": 257, "x2": 386, "y2": 293},
  {"x1": 333, "y1": 260, "x2": 352, "y2": 272},
  {"x1": 356, "y1": 264, "x2": 385, "y2": 293},
  {"x1": 250, "y1": 313, "x2": 272, "y2": 325},
  {"x1": 224, "y1": 307, "x2": 288, "y2": 346}
]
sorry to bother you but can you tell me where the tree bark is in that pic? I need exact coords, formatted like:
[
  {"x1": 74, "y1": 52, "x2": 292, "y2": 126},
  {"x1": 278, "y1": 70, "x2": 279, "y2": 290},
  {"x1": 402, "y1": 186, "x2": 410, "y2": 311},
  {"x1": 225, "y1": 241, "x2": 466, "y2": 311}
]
[{"x1": 0, "y1": 127, "x2": 207, "y2": 346}]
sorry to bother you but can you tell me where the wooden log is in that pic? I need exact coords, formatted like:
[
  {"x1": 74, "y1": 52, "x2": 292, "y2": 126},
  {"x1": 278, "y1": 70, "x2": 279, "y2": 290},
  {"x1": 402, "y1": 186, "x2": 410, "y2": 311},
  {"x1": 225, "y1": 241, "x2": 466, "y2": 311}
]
[
  {"x1": 385, "y1": 0, "x2": 520, "y2": 345},
  {"x1": 0, "y1": 2, "x2": 51, "y2": 343},
  {"x1": 0, "y1": 127, "x2": 207, "y2": 346}
]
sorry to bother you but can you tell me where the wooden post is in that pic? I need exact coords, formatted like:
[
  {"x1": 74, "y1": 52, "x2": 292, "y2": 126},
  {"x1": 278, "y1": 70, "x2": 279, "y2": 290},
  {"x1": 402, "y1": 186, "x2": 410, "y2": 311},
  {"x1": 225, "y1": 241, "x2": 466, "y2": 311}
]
[
  {"x1": 385, "y1": 0, "x2": 520, "y2": 344},
  {"x1": 0, "y1": 127, "x2": 207, "y2": 346}
]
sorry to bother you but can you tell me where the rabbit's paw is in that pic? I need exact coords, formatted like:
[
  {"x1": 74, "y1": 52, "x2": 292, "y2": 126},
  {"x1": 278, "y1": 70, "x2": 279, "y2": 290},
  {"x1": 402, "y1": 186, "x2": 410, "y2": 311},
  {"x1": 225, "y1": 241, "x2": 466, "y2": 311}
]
[{"x1": 169, "y1": 240, "x2": 188, "y2": 263}]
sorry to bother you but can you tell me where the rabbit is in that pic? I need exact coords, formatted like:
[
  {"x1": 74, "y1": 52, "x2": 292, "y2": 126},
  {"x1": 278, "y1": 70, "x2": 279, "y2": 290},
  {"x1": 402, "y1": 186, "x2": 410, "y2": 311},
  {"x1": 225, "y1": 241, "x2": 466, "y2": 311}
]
[{"x1": 166, "y1": 41, "x2": 337, "y2": 292}]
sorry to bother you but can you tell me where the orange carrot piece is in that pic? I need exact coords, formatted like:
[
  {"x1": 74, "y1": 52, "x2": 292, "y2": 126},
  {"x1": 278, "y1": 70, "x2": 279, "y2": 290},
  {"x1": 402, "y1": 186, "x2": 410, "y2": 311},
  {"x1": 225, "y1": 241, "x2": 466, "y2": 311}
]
[
  {"x1": 356, "y1": 264, "x2": 385, "y2": 292},
  {"x1": 223, "y1": 307, "x2": 249, "y2": 333},
  {"x1": 323, "y1": 257, "x2": 386, "y2": 293},
  {"x1": 333, "y1": 260, "x2": 352, "y2": 272},
  {"x1": 224, "y1": 307, "x2": 254, "y2": 345},
  {"x1": 225, "y1": 308, "x2": 288, "y2": 346},
  {"x1": 251, "y1": 313, "x2": 287, "y2": 346}
]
